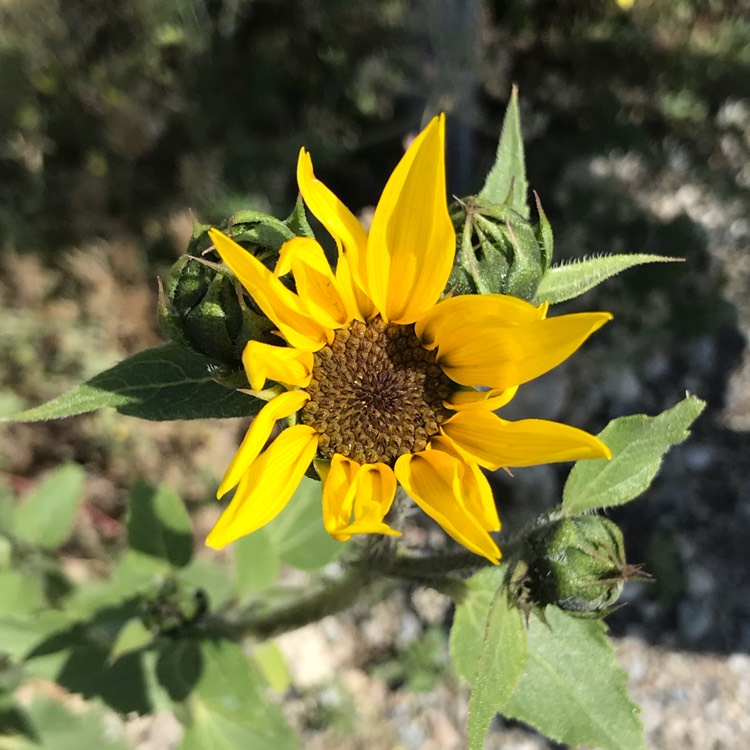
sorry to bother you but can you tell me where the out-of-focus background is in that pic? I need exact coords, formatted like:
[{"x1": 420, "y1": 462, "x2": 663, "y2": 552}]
[{"x1": 1, "y1": 0, "x2": 749, "y2": 747}]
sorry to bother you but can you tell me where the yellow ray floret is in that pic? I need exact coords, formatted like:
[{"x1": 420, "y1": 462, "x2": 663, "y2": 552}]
[
  {"x1": 322, "y1": 456, "x2": 400, "y2": 541},
  {"x1": 441, "y1": 410, "x2": 612, "y2": 471},
  {"x1": 395, "y1": 450, "x2": 501, "y2": 564},
  {"x1": 207, "y1": 424, "x2": 319, "y2": 549},
  {"x1": 242, "y1": 341, "x2": 314, "y2": 391}
]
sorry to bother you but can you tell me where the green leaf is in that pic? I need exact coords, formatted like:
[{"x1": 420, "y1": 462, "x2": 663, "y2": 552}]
[
  {"x1": 0, "y1": 571, "x2": 46, "y2": 616},
  {"x1": 127, "y1": 483, "x2": 194, "y2": 569},
  {"x1": 63, "y1": 551, "x2": 164, "y2": 618},
  {"x1": 467, "y1": 590, "x2": 528, "y2": 750},
  {"x1": 13, "y1": 464, "x2": 85, "y2": 550},
  {"x1": 155, "y1": 639, "x2": 203, "y2": 703},
  {"x1": 0, "y1": 697, "x2": 130, "y2": 750},
  {"x1": 181, "y1": 640, "x2": 297, "y2": 750},
  {"x1": 0, "y1": 612, "x2": 71, "y2": 663},
  {"x1": 449, "y1": 568, "x2": 504, "y2": 681},
  {"x1": 234, "y1": 529, "x2": 281, "y2": 596},
  {"x1": 176, "y1": 558, "x2": 235, "y2": 610},
  {"x1": 0, "y1": 479, "x2": 14, "y2": 536},
  {"x1": 563, "y1": 396, "x2": 706, "y2": 514},
  {"x1": 478, "y1": 86, "x2": 528, "y2": 218},
  {"x1": 2, "y1": 344, "x2": 260, "y2": 422},
  {"x1": 502, "y1": 608, "x2": 645, "y2": 750},
  {"x1": 534, "y1": 254, "x2": 681, "y2": 304},
  {"x1": 109, "y1": 617, "x2": 154, "y2": 662},
  {"x1": 253, "y1": 642, "x2": 291, "y2": 693},
  {"x1": 265, "y1": 477, "x2": 341, "y2": 571},
  {"x1": 55, "y1": 644, "x2": 152, "y2": 715}
]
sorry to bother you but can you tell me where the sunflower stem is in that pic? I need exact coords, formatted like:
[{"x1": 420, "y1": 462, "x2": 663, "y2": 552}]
[
  {"x1": 199, "y1": 565, "x2": 391, "y2": 641},
  {"x1": 196, "y1": 532, "x2": 525, "y2": 641}
]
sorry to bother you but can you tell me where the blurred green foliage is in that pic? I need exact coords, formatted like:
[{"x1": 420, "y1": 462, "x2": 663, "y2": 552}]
[
  {"x1": 0, "y1": 0, "x2": 420, "y2": 249},
  {"x1": 2, "y1": 0, "x2": 747, "y2": 259},
  {"x1": 0, "y1": 468, "x2": 344, "y2": 748}
]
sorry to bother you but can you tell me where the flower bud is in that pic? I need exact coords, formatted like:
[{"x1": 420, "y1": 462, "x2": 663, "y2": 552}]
[
  {"x1": 158, "y1": 215, "x2": 291, "y2": 366},
  {"x1": 448, "y1": 195, "x2": 551, "y2": 301},
  {"x1": 507, "y1": 514, "x2": 644, "y2": 619}
]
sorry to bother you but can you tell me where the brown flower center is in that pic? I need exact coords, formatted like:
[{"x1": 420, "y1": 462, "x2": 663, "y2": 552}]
[{"x1": 301, "y1": 317, "x2": 453, "y2": 466}]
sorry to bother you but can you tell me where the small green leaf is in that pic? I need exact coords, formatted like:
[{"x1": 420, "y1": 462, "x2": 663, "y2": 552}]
[
  {"x1": 234, "y1": 529, "x2": 281, "y2": 596},
  {"x1": 253, "y1": 641, "x2": 291, "y2": 692},
  {"x1": 534, "y1": 254, "x2": 681, "y2": 304},
  {"x1": 55, "y1": 642, "x2": 152, "y2": 715},
  {"x1": 0, "y1": 536, "x2": 11, "y2": 569},
  {"x1": 265, "y1": 478, "x2": 341, "y2": 571},
  {"x1": 0, "y1": 696, "x2": 130, "y2": 750},
  {"x1": 467, "y1": 589, "x2": 528, "y2": 750},
  {"x1": 0, "y1": 611, "x2": 71, "y2": 663},
  {"x1": 109, "y1": 617, "x2": 153, "y2": 662},
  {"x1": 284, "y1": 196, "x2": 315, "y2": 238},
  {"x1": 127, "y1": 483, "x2": 194, "y2": 569},
  {"x1": 63, "y1": 550, "x2": 164, "y2": 618},
  {"x1": 0, "y1": 571, "x2": 46, "y2": 615},
  {"x1": 155, "y1": 640, "x2": 203, "y2": 703},
  {"x1": 502, "y1": 608, "x2": 645, "y2": 750},
  {"x1": 0, "y1": 478, "x2": 14, "y2": 535},
  {"x1": 479, "y1": 86, "x2": 528, "y2": 218},
  {"x1": 2, "y1": 344, "x2": 260, "y2": 422},
  {"x1": 177, "y1": 557, "x2": 235, "y2": 610},
  {"x1": 449, "y1": 568, "x2": 504, "y2": 681},
  {"x1": 181, "y1": 640, "x2": 297, "y2": 750},
  {"x1": 13, "y1": 464, "x2": 85, "y2": 550},
  {"x1": 563, "y1": 396, "x2": 706, "y2": 514}
]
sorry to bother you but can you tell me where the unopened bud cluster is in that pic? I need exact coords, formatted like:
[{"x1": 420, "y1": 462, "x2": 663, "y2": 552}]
[
  {"x1": 506, "y1": 513, "x2": 640, "y2": 619},
  {"x1": 158, "y1": 212, "x2": 297, "y2": 367},
  {"x1": 448, "y1": 196, "x2": 552, "y2": 302}
]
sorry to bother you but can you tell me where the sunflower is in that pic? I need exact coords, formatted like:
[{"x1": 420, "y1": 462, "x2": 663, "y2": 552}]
[{"x1": 205, "y1": 115, "x2": 611, "y2": 563}]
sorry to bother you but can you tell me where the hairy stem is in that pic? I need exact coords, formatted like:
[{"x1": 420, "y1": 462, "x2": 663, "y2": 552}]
[{"x1": 199, "y1": 523, "x2": 526, "y2": 641}]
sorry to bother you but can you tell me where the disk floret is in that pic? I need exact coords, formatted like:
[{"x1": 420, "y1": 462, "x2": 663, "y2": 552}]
[{"x1": 301, "y1": 317, "x2": 453, "y2": 465}]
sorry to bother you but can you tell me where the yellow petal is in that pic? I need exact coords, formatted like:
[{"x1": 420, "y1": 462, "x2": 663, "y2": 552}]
[
  {"x1": 334, "y1": 245, "x2": 373, "y2": 321},
  {"x1": 441, "y1": 410, "x2": 612, "y2": 471},
  {"x1": 275, "y1": 237, "x2": 351, "y2": 329},
  {"x1": 322, "y1": 456, "x2": 399, "y2": 541},
  {"x1": 415, "y1": 293, "x2": 547, "y2": 350},
  {"x1": 444, "y1": 386, "x2": 519, "y2": 411},
  {"x1": 296, "y1": 149, "x2": 374, "y2": 318},
  {"x1": 216, "y1": 390, "x2": 310, "y2": 498},
  {"x1": 429, "y1": 436, "x2": 500, "y2": 532},
  {"x1": 242, "y1": 341, "x2": 314, "y2": 391},
  {"x1": 435, "y1": 312, "x2": 613, "y2": 389},
  {"x1": 366, "y1": 115, "x2": 455, "y2": 324},
  {"x1": 209, "y1": 228, "x2": 331, "y2": 351},
  {"x1": 395, "y1": 450, "x2": 500, "y2": 563},
  {"x1": 206, "y1": 424, "x2": 318, "y2": 549}
]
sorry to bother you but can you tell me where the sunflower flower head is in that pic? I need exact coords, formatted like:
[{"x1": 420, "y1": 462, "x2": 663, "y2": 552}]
[{"x1": 205, "y1": 115, "x2": 612, "y2": 564}]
